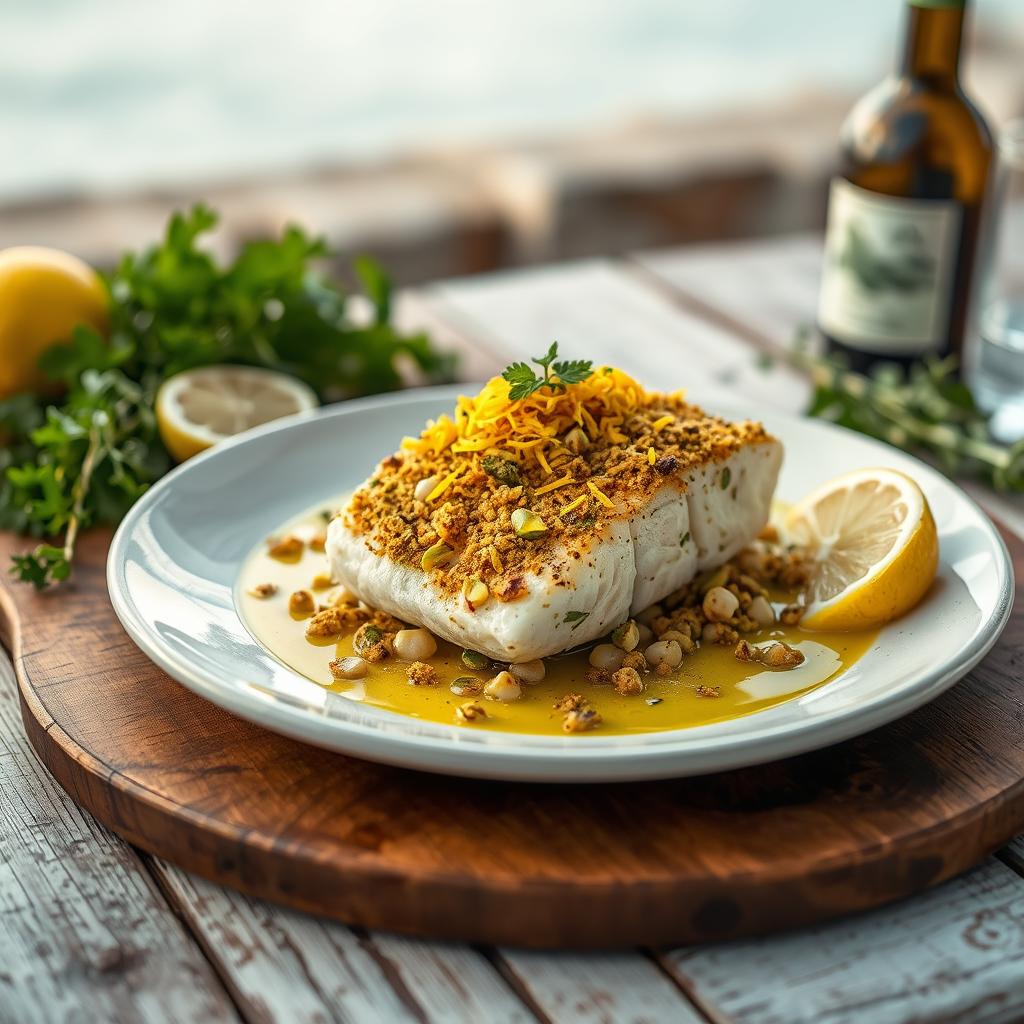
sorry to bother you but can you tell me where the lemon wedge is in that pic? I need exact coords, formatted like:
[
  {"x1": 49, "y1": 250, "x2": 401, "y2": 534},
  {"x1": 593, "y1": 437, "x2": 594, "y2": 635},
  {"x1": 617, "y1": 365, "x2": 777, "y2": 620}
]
[
  {"x1": 156, "y1": 365, "x2": 318, "y2": 462},
  {"x1": 784, "y1": 468, "x2": 939, "y2": 631}
]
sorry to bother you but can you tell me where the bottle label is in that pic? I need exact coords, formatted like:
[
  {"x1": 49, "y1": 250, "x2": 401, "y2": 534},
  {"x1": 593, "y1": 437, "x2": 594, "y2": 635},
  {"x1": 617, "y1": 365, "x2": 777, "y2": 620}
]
[{"x1": 819, "y1": 178, "x2": 961, "y2": 355}]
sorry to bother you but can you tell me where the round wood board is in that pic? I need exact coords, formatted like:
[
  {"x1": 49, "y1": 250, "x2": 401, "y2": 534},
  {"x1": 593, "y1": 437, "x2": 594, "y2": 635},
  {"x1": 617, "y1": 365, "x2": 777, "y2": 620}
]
[{"x1": 2, "y1": 527, "x2": 1022, "y2": 950}]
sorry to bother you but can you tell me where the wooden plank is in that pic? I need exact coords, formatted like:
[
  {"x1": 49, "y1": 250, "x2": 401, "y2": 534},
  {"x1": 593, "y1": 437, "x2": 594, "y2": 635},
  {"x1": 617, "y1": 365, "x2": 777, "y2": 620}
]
[
  {"x1": 151, "y1": 862, "x2": 537, "y2": 1024},
  {"x1": 496, "y1": 950, "x2": 705, "y2": 1024},
  {"x1": 0, "y1": 657, "x2": 239, "y2": 1024},
  {"x1": 427, "y1": 259, "x2": 806, "y2": 410},
  {"x1": 633, "y1": 235, "x2": 823, "y2": 349},
  {"x1": 661, "y1": 858, "x2": 1024, "y2": 1024}
]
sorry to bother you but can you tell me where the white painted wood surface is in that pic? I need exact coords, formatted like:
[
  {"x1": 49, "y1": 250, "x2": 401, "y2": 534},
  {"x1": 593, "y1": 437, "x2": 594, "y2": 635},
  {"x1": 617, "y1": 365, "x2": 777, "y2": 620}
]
[
  {"x1": 427, "y1": 258, "x2": 808, "y2": 409},
  {"x1": 0, "y1": 657, "x2": 239, "y2": 1024},
  {"x1": 662, "y1": 859, "x2": 1024, "y2": 1024},
  {"x1": 496, "y1": 949, "x2": 705, "y2": 1024},
  {"x1": 3, "y1": 234, "x2": 1024, "y2": 1023},
  {"x1": 152, "y1": 864, "x2": 538, "y2": 1024}
]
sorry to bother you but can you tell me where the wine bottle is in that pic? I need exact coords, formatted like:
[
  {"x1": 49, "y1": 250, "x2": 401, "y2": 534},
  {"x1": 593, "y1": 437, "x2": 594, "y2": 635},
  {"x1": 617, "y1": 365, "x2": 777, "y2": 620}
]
[{"x1": 818, "y1": 0, "x2": 993, "y2": 373}]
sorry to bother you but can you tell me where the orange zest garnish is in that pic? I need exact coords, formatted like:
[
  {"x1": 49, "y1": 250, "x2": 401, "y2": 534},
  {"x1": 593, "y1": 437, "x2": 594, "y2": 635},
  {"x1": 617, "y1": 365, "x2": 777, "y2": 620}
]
[{"x1": 559, "y1": 494, "x2": 588, "y2": 517}]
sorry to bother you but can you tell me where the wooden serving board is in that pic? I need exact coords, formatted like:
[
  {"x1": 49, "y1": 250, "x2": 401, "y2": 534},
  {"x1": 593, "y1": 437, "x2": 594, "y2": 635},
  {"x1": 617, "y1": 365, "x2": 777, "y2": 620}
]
[{"x1": 2, "y1": 525, "x2": 1023, "y2": 950}]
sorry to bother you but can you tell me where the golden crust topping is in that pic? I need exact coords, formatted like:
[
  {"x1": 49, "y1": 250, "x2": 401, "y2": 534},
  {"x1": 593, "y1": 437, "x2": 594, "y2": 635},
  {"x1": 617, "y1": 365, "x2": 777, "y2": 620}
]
[{"x1": 342, "y1": 370, "x2": 772, "y2": 600}]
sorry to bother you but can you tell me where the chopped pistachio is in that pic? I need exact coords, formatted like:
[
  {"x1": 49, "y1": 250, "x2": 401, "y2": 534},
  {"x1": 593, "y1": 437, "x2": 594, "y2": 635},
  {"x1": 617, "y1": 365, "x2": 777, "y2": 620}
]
[
  {"x1": 421, "y1": 541, "x2": 454, "y2": 571},
  {"x1": 511, "y1": 507, "x2": 548, "y2": 540},
  {"x1": 563, "y1": 426, "x2": 590, "y2": 453},
  {"x1": 353, "y1": 624, "x2": 384, "y2": 655},
  {"x1": 611, "y1": 620, "x2": 640, "y2": 652},
  {"x1": 461, "y1": 649, "x2": 491, "y2": 671},
  {"x1": 481, "y1": 454, "x2": 521, "y2": 487},
  {"x1": 450, "y1": 676, "x2": 483, "y2": 696},
  {"x1": 462, "y1": 577, "x2": 490, "y2": 611}
]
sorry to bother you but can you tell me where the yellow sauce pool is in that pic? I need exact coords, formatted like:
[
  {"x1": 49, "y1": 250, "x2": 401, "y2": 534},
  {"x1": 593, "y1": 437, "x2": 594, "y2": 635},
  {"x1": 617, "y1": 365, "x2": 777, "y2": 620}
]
[{"x1": 239, "y1": 505, "x2": 877, "y2": 736}]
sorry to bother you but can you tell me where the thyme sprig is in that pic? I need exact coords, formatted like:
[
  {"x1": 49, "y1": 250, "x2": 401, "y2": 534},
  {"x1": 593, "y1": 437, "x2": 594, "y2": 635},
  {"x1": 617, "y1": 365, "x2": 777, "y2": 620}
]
[{"x1": 782, "y1": 332, "x2": 1024, "y2": 491}]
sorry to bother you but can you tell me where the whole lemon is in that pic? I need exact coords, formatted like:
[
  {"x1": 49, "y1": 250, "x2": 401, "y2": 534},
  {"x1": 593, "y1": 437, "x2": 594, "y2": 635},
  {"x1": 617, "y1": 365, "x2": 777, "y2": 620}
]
[{"x1": 0, "y1": 246, "x2": 109, "y2": 399}]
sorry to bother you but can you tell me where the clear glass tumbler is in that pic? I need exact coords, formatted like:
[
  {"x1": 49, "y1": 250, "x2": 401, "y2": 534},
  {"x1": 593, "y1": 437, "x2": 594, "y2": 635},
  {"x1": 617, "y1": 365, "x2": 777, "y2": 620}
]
[{"x1": 969, "y1": 120, "x2": 1024, "y2": 441}]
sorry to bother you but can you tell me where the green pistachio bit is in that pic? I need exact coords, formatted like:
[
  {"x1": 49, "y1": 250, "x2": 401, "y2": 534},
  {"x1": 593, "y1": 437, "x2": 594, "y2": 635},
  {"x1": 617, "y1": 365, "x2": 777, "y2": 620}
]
[
  {"x1": 450, "y1": 675, "x2": 484, "y2": 696},
  {"x1": 421, "y1": 541, "x2": 454, "y2": 571},
  {"x1": 511, "y1": 507, "x2": 548, "y2": 540},
  {"x1": 481, "y1": 454, "x2": 521, "y2": 487},
  {"x1": 354, "y1": 624, "x2": 383, "y2": 654},
  {"x1": 611, "y1": 620, "x2": 640, "y2": 652},
  {"x1": 720, "y1": 467, "x2": 732, "y2": 489},
  {"x1": 461, "y1": 649, "x2": 491, "y2": 671}
]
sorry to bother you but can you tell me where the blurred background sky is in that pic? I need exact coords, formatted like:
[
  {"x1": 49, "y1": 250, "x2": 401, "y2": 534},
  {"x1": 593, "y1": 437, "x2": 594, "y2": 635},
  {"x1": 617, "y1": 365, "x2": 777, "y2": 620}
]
[{"x1": 1, "y1": 0, "x2": 1020, "y2": 281}]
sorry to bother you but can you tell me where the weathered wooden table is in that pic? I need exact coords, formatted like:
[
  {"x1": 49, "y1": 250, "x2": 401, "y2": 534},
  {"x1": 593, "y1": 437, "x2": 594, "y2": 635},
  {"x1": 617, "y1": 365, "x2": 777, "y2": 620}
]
[{"x1": 3, "y1": 234, "x2": 1024, "y2": 1024}]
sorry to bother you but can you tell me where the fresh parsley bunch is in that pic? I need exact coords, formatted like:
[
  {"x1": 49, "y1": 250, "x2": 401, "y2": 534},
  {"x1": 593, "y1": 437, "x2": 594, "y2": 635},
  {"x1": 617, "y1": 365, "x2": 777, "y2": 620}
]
[{"x1": 1, "y1": 204, "x2": 455, "y2": 588}]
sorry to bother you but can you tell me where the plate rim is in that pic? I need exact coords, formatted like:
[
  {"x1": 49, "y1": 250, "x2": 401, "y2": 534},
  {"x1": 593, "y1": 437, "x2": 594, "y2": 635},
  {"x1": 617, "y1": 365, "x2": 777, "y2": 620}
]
[{"x1": 107, "y1": 385, "x2": 1016, "y2": 782}]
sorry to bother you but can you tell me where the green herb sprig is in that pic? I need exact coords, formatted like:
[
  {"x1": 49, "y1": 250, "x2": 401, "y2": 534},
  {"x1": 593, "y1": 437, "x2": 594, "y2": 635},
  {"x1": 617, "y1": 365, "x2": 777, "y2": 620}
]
[
  {"x1": 2, "y1": 204, "x2": 455, "y2": 588},
  {"x1": 501, "y1": 342, "x2": 593, "y2": 400},
  {"x1": 782, "y1": 331, "x2": 1024, "y2": 491}
]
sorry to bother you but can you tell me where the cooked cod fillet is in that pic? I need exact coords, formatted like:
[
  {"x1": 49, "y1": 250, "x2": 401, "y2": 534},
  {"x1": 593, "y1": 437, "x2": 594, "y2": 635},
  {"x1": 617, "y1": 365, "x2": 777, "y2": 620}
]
[
  {"x1": 329, "y1": 442, "x2": 779, "y2": 659},
  {"x1": 327, "y1": 399, "x2": 781, "y2": 663}
]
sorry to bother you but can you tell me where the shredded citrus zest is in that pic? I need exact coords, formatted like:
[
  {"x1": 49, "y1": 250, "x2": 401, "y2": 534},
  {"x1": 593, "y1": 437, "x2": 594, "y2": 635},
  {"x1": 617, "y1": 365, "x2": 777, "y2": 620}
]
[
  {"x1": 647, "y1": 447, "x2": 656, "y2": 465},
  {"x1": 426, "y1": 465, "x2": 465, "y2": 502},
  {"x1": 403, "y1": 367, "x2": 654, "y2": 473},
  {"x1": 534, "y1": 473, "x2": 573, "y2": 496},
  {"x1": 559, "y1": 494, "x2": 588, "y2": 516},
  {"x1": 587, "y1": 481, "x2": 615, "y2": 509},
  {"x1": 652, "y1": 414, "x2": 674, "y2": 433}
]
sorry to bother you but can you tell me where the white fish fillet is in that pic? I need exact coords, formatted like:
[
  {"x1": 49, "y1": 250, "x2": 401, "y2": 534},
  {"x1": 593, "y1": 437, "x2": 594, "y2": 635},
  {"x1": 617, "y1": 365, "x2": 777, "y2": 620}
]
[{"x1": 327, "y1": 438, "x2": 782, "y2": 662}]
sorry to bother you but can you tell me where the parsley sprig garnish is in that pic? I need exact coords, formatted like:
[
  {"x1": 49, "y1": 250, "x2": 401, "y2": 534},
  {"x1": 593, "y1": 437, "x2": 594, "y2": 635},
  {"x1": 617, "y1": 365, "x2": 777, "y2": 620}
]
[
  {"x1": 501, "y1": 342, "x2": 593, "y2": 400},
  {"x1": 2, "y1": 204, "x2": 455, "y2": 588}
]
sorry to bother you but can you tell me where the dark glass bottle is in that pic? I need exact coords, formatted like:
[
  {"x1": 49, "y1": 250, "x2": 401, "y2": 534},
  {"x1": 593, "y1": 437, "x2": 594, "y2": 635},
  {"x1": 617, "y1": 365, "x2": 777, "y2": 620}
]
[{"x1": 818, "y1": 0, "x2": 993, "y2": 373}]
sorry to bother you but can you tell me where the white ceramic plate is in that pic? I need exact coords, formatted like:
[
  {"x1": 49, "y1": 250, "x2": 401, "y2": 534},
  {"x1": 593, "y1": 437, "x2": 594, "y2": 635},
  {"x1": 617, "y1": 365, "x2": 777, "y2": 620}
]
[{"x1": 108, "y1": 386, "x2": 1013, "y2": 782}]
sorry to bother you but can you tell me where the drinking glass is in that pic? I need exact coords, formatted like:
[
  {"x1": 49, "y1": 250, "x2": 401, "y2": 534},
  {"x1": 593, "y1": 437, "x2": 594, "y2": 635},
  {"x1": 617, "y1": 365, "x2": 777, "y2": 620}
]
[{"x1": 969, "y1": 120, "x2": 1024, "y2": 441}]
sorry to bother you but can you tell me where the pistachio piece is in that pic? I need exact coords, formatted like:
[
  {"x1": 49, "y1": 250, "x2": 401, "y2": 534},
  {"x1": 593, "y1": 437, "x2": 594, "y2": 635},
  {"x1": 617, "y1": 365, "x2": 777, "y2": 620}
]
[
  {"x1": 511, "y1": 507, "x2": 548, "y2": 540},
  {"x1": 353, "y1": 624, "x2": 384, "y2": 655},
  {"x1": 462, "y1": 577, "x2": 490, "y2": 611},
  {"x1": 450, "y1": 676, "x2": 484, "y2": 697},
  {"x1": 421, "y1": 541, "x2": 454, "y2": 571},
  {"x1": 563, "y1": 426, "x2": 589, "y2": 453},
  {"x1": 461, "y1": 649, "x2": 491, "y2": 671},
  {"x1": 611, "y1": 620, "x2": 640, "y2": 652},
  {"x1": 481, "y1": 454, "x2": 522, "y2": 486}
]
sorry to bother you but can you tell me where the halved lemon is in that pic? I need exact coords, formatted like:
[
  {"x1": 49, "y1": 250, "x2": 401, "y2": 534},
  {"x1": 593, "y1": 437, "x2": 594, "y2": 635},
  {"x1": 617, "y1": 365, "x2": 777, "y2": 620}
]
[
  {"x1": 784, "y1": 467, "x2": 939, "y2": 631},
  {"x1": 156, "y1": 365, "x2": 318, "y2": 462}
]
